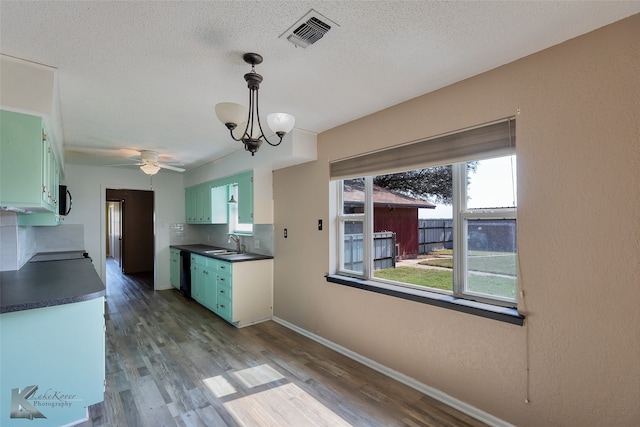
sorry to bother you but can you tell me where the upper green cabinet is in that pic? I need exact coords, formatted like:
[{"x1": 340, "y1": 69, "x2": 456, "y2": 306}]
[
  {"x1": 185, "y1": 182, "x2": 229, "y2": 225},
  {"x1": 236, "y1": 171, "x2": 253, "y2": 224},
  {"x1": 184, "y1": 171, "x2": 254, "y2": 226},
  {"x1": 211, "y1": 184, "x2": 229, "y2": 223},
  {"x1": 195, "y1": 183, "x2": 212, "y2": 223},
  {"x1": 0, "y1": 110, "x2": 60, "y2": 215}
]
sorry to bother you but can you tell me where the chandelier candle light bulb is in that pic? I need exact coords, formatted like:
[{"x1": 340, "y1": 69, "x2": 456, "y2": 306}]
[{"x1": 215, "y1": 53, "x2": 295, "y2": 155}]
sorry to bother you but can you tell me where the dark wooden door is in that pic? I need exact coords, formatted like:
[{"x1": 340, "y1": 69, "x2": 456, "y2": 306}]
[{"x1": 106, "y1": 189, "x2": 154, "y2": 274}]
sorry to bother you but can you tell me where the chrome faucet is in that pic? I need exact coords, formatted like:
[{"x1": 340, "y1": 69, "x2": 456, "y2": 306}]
[{"x1": 228, "y1": 234, "x2": 242, "y2": 253}]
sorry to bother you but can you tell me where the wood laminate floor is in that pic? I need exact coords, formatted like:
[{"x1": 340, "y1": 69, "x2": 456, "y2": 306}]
[{"x1": 79, "y1": 258, "x2": 488, "y2": 427}]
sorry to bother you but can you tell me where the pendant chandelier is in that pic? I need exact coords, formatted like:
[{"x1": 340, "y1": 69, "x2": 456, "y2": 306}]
[{"x1": 215, "y1": 53, "x2": 295, "y2": 156}]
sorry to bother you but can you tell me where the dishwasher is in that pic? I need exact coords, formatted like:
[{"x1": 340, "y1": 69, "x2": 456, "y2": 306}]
[{"x1": 179, "y1": 251, "x2": 192, "y2": 298}]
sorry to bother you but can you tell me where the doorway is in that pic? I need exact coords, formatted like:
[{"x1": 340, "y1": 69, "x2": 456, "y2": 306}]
[
  {"x1": 106, "y1": 189, "x2": 154, "y2": 276},
  {"x1": 106, "y1": 201, "x2": 122, "y2": 267}
]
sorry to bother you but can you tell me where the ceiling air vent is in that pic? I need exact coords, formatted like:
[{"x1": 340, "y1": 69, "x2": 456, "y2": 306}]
[{"x1": 280, "y1": 9, "x2": 338, "y2": 49}]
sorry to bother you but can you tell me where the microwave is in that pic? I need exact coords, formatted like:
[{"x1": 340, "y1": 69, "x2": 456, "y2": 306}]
[{"x1": 59, "y1": 185, "x2": 72, "y2": 216}]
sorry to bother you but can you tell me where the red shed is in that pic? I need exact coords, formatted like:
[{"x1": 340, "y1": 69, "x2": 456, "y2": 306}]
[{"x1": 343, "y1": 181, "x2": 435, "y2": 260}]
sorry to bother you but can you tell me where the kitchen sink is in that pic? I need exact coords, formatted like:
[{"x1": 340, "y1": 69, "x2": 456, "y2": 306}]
[{"x1": 204, "y1": 249, "x2": 238, "y2": 255}]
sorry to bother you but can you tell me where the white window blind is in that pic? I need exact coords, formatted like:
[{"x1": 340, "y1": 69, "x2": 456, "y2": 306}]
[{"x1": 330, "y1": 118, "x2": 516, "y2": 180}]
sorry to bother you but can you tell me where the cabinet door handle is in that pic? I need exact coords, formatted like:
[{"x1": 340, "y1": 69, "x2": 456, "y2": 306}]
[{"x1": 219, "y1": 304, "x2": 225, "y2": 308}]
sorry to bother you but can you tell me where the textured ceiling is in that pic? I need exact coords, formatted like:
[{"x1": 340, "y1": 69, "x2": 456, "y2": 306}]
[{"x1": 1, "y1": 1, "x2": 639, "y2": 170}]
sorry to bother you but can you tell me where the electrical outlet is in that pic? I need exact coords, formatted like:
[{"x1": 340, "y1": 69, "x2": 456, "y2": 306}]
[
  {"x1": 284, "y1": 228, "x2": 288, "y2": 238},
  {"x1": 254, "y1": 239, "x2": 260, "y2": 249}
]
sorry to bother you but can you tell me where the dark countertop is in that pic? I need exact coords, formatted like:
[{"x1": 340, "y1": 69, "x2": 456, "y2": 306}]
[
  {"x1": 1, "y1": 257, "x2": 105, "y2": 314},
  {"x1": 171, "y1": 244, "x2": 274, "y2": 262}
]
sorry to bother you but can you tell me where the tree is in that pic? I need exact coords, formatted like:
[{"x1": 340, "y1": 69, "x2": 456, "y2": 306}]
[{"x1": 373, "y1": 163, "x2": 477, "y2": 205}]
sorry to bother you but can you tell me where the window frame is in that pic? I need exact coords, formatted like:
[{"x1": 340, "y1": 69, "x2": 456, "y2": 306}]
[
  {"x1": 453, "y1": 162, "x2": 517, "y2": 306},
  {"x1": 228, "y1": 184, "x2": 253, "y2": 235},
  {"x1": 334, "y1": 158, "x2": 517, "y2": 309}
]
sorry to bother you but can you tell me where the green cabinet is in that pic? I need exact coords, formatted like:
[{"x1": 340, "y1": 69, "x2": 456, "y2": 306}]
[
  {"x1": 186, "y1": 184, "x2": 208, "y2": 224},
  {"x1": 190, "y1": 254, "x2": 223, "y2": 314},
  {"x1": 0, "y1": 110, "x2": 61, "y2": 216},
  {"x1": 185, "y1": 184, "x2": 206, "y2": 224},
  {"x1": 195, "y1": 184, "x2": 212, "y2": 223},
  {"x1": 184, "y1": 171, "x2": 253, "y2": 226},
  {"x1": 1, "y1": 297, "x2": 105, "y2": 427},
  {"x1": 170, "y1": 248, "x2": 180, "y2": 289},
  {"x1": 211, "y1": 184, "x2": 229, "y2": 223},
  {"x1": 185, "y1": 183, "x2": 229, "y2": 224},
  {"x1": 236, "y1": 171, "x2": 253, "y2": 224},
  {"x1": 187, "y1": 253, "x2": 272, "y2": 327},
  {"x1": 214, "y1": 261, "x2": 233, "y2": 322},
  {"x1": 185, "y1": 186, "x2": 196, "y2": 223},
  {"x1": 190, "y1": 254, "x2": 204, "y2": 303}
]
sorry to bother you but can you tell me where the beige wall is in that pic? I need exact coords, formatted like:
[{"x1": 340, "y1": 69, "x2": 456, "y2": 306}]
[{"x1": 273, "y1": 15, "x2": 640, "y2": 427}]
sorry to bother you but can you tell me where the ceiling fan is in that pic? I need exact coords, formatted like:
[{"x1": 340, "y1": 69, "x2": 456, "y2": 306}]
[{"x1": 109, "y1": 150, "x2": 185, "y2": 175}]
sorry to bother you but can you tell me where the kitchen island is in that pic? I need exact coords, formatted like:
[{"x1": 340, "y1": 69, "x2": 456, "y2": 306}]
[{"x1": 0, "y1": 255, "x2": 105, "y2": 427}]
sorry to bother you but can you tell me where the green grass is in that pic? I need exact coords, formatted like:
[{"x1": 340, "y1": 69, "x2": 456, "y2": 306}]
[
  {"x1": 428, "y1": 249, "x2": 453, "y2": 256},
  {"x1": 375, "y1": 251, "x2": 518, "y2": 299},
  {"x1": 467, "y1": 252, "x2": 517, "y2": 276},
  {"x1": 419, "y1": 258, "x2": 453, "y2": 268},
  {"x1": 467, "y1": 274, "x2": 517, "y2": 299},
  {"x1": 419, "y1": 251, "x2": 516, "y2": 276},
  {"x1": 374, "y1": 267, "x2": 453, "y2": 291}
]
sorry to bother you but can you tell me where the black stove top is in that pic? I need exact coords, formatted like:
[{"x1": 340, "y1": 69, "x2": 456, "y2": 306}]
[{"x1": 29, "y1": 251, "x2": 89, "y2": 262}]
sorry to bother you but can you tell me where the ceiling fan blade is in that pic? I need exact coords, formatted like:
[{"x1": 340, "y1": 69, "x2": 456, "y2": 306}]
[
  {"x1": 159, "y1": 163, "x2": 185, "y2": 172},
  {"x1": 106, "y1": 162, "x2": 145, "y2": 167}
]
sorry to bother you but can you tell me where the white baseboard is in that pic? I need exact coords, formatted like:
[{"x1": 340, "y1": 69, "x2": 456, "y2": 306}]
[{"x1": 272, "y1": 316, "x2": 514, "y2": 427}]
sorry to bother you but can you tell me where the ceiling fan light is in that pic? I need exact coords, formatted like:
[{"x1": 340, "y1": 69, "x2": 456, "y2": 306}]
[
  {"x1": 267, "y1": 113, "x2": 295, "y2": 134},
  {"x1": 140, "y1": 164, "x2": 160, "y2": 175},
  {"x1": 215, "y1": 102, "x2": 246, "y2": 128}
]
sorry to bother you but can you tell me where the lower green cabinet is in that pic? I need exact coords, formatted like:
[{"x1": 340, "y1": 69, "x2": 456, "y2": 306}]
[
  {"x1": 190, "y1": 254, "x2": 227, "y2": 315},
  {"x1": 187, "y1": 253, "x2": 272, "y2": 327},
  {"x1": 170, "y1": 249, "x2": 180, "y2": 289}
]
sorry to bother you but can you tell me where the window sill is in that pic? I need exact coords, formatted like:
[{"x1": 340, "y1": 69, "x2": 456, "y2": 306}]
[
  {"x1": 232, "y1": 232, "x2": 253, "y2": 237},
  {"x1": 325, "y1": 274, "x2": 524, "y2": 326}
]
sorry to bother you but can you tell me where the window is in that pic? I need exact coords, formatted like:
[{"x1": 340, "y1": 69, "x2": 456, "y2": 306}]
[
  {"x1": 331, "y1": 119, "x2": 517, "y2": 308},
  {"x1": 228, "y1": 184, "x2": 253, "y2": 235}
]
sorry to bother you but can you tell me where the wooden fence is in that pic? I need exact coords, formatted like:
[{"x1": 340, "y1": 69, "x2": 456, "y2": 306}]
[
  {"x1": 419, "y1": 219, "x2": 453, "y2": 253},
  {"x1": 343, "y1": 219, "x2": 514, "y2": 272},
  {"x1": 343, "y1": 232, "x2": 396, "y2": 272}
]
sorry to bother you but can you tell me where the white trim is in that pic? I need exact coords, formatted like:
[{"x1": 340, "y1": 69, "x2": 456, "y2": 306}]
[{"x1": 272, "y1": 316, "x2": 515, "y2": 427}]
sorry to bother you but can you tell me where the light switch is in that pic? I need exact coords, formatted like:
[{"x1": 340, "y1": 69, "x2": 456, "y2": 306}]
[{"x1": 318, "y1": 219, "x2": 322, "y2": 230}]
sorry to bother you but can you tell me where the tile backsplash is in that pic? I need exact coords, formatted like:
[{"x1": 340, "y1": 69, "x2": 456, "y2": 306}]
[
  {"x1": 0, "y1": 212, "x2": 85, "y2": 271},
  {"x1": 0, "y1": 212, "x2": 19, "y2": 271},
  {"x1": 34, "y1": 224, "x2": 85, "y2": 253},
  {"x1": 170, "y1": 223, "x2": 274, "y2": 256}
]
